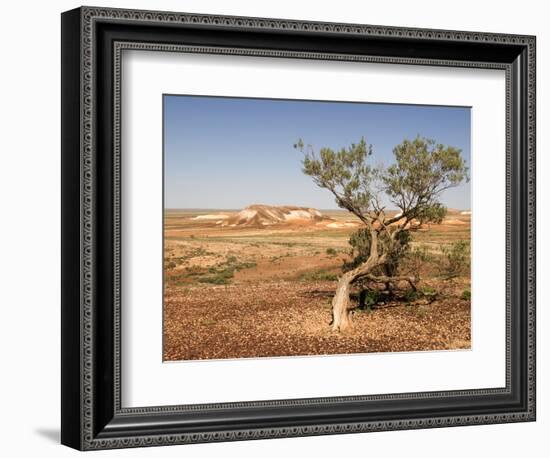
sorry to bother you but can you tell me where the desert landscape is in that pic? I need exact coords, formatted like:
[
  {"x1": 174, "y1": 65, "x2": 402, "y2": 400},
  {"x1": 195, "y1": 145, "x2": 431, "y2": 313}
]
[
  {"x1": 162, "y1": 95, "x2": 472, "y2": 361},
  {"x1": 163, "y1": 204, "x2": 471, "y2": 361}
]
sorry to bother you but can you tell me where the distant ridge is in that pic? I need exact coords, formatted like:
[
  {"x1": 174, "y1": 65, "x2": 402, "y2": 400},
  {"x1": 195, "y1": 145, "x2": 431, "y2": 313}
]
[
  {"x1": 223, "y1": 204, "x2": 330, "y2": 227},
  {"x1": 184, "y1": 205, "x2": 469, "y2": 230}
]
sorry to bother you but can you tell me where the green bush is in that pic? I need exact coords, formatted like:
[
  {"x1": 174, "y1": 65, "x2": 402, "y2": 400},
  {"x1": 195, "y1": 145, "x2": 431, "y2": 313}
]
[
  {"x1": 300, "y1": 269, "x2": 338, "y2": 282},
  {"x1": 440, "y1": 240, "x2": 470, "y2": 278},
  {"x1": 199, "y1": 267, "x2": 234, "y2": 285},
  {"x1": 421, "y1": 286, "x2": 438, "y2": 303},
  {"x1": 359, "y1": 289, "x2": 381, "y2": 310},
  {"x1": 197, "y1": 257, "x2": 257, "y2": 285},
  {"x1": 461, "y1": 289, "x2": 471, "y2": 300},
  {"x1": 235, "y1": 261, "x2": 257, "y2": 271},
  {"x1": 326, "y1": 247, "x2": 337, "y2": 257},
  {"x1": 343, "y1": 228, "x2": 411, "y2": 277},
  {"x1": 404, "y1": 290, "x2": 420, "y2": 303},
  {"x1": 226, "y1": 255, "x2": 238, "y2": 264},
  {"x1": 404, "y1": 245, "x2": 434, "y2": 278}
]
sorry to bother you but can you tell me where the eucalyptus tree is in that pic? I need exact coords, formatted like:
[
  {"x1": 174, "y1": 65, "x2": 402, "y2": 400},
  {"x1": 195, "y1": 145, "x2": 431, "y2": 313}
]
[{"x1": 295, "y1": 136, "x2": 468, "y2": 331}]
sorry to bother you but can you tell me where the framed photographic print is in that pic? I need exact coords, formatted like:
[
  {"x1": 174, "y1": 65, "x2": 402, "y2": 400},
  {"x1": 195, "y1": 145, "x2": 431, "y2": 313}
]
[{"x1": 61, "y1": 6, "x2": 536, "y2": 450}]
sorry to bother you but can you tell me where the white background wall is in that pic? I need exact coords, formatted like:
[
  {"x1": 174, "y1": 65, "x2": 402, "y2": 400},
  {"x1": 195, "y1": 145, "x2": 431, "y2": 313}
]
[{"x1": 0, "y1": 1, "x2": 545, "y2": 456}]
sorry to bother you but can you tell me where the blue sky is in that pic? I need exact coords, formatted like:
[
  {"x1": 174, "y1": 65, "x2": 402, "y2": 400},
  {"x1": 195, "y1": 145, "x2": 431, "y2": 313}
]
[{"x1": 164, "y1": 95, "x2": 471, "y2": 210}]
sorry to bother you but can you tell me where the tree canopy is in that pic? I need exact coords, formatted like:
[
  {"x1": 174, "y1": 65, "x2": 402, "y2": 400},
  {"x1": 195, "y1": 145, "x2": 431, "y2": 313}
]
[
  {"x1": 295, "y1": 135, "x2": 468, "y2": 232},
  {"x1": 295, "y1": 135, "x2": 469, "y2": 331}
]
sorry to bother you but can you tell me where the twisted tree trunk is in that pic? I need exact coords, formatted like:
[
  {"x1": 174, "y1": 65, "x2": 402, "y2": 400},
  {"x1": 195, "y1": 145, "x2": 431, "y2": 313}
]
[
  {"x1": 330, "y1": 229, "x2": 417, "y2": 332},
  {"x1": 331, "y1": 256, "x2": 382, "y2": 332},
  {"x1": 331, "y1": 272, "x2": 354, "y2": 332}
]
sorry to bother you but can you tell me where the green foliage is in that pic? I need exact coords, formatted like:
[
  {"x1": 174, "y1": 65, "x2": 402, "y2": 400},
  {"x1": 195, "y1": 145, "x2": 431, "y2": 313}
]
[
  {"x1": 326, "y1": 247, "x2": 338, "y2": 257},
  {"x1": 238, "y1": 262, "x2": 257, "y2": 270},
  {"x1": 461, "y1": 289, "x2": 471, "y2": 300},
  {"x1": 361, "y1": 289, "x2": 381, "y2": 310},
  {"x1": 191, "y1": 257, "x2": 256, "y2": 285},
  {"x1": 440, "y1": 240, "x2": 470, "y2": 278},
  {"x1": 294, "y1": 136, "x2": 468, "y2": 222},
  {"x1": 198, "y1": 269, "x2": 234, "y2": 285},
  {"x1": 403, "y1": 287, "x2": 438, "y2": 304},
  {"x1": 184, "y1": 265, "x2": 203, "y2": 276},
  {"x1": 410, "y1": 245, "x2": 433, "y2": 262},
  {"x1": 384, "y1": 230, "x2": 411, "y2": 276},
  {"x1": 300, "y1": 269, "x2": 338, "y2": 282},
  {"x1": 404, "y1": 290, "x2": 420, "y2": 302},
  {"x1": 403, "y1": 245, "x2": 434, "y2": 278},
  {"x1": 343, "y1": 228, "x2": 411, "y2": 277},
  {"x1": 415, "y1": 203, "x2": 447, "y2": 225},
  {"x1": 383, "y1": 137, "x2": 469, "y2": 221},
  {"x1": 422, "y1": 286, "x2": 437, "y2": 297},
  {"x1": 295, "y1": 134, "x2": 469, "y2": 284},
  {"x1": 295, "y1": 137, "x2": 377, "y2": 215},
  {"x1": 421, "y1": 287, "x2": 438, "y2": 303},
  {"x1": 165, "y1": 248, "x2": 212, "y2": 271},
  {"x1": 295, "y1": 135, "x2": 467, "y2": 223}
]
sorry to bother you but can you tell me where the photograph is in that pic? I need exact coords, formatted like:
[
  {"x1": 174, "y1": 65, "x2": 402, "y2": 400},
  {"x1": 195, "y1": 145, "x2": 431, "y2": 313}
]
[
  {"x1": 162, "y1": 95, "x2": 472, "y2": 361},
  {"x1": 57, "y1": 4, "x2": 536, "y2": 452}
]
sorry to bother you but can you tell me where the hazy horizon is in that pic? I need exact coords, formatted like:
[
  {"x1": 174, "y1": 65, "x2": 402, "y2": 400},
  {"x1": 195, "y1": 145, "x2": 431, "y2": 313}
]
[
  {"x1": 164, "y1": 95, "x2": 471, "y2": 210},
  {"x1": 164, "y1": 205, "x2": 472, "y2": 211}
]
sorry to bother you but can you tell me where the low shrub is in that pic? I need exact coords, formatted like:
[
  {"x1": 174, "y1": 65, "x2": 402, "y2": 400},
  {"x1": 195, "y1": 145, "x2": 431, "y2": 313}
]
[
  {"x1": 198, "y1": 257, "x2": 257, "y2": 285},
  {"x1": 404, "y1": 245, "x2": 434, "y2": 278},
  {"x1": 404, "y1": 290, "x2": 421, "y2": 303},
  {"x1": 422, "y1": 287, "x2": 438, "y2": 302},
  {"x1": 359, "y1": 289, "x2": 381, "y2": 310},
  {"x1": 199, "y1": 267, "x2": 234, "y2": 285},
  {"x1": 422, "y1": 286, "x2": 437, "y2": 296},
  {"x1": 300, "y1": 269, "x2": 338, "y2": 282},
  {"x1": 440, "y1": 240, "x2": 470, "y2": 278}
]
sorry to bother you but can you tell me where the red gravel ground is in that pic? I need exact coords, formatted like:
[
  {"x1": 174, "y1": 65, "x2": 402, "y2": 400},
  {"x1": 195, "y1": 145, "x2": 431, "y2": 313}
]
[{"x1": 163, "y1": 279, "x2": 471, "y2": 361}]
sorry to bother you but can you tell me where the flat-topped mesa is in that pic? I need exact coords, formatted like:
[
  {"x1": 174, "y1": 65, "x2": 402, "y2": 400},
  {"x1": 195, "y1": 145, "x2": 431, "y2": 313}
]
[{"x1": 224, "y1": 204, "x2": 330, "y2": 227}]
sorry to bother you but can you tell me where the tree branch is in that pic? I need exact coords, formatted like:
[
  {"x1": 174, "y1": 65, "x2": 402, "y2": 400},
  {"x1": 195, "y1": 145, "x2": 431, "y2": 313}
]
[{"x1": 362, "y1": 273, "x2": 418, "y2": 290}]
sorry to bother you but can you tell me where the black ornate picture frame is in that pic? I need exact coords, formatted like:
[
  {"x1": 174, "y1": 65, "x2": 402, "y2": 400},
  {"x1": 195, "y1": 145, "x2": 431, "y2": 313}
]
[{"x1": 61, "y1": 6, "x2": 536, "y2": 451}]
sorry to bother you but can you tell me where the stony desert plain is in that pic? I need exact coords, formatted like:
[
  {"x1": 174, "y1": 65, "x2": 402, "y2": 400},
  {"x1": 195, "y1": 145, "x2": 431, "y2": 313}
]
[{"x1": 163, "y1": 205, "x2": 471, "y2": 361}]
